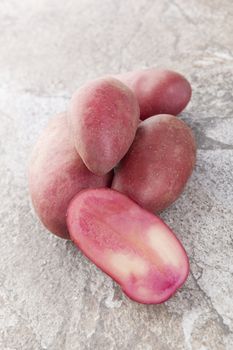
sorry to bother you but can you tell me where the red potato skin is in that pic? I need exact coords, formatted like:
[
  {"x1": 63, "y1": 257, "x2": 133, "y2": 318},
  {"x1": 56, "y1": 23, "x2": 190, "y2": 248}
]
[
  {"x1": 68, "y1": 77, "x2": 140, "y2": 175},
  {"x1": 112, "y1": 114, "x2": 196, "y2": 213},
  {"x1": 115, "y1": 68, "x2": 192, "y2": 120},
  {"x1": 67, "y1": 188, "x2": 189, "y2": 304},
  {"x1": 28, "y1": 113, "x2": 112, "y2": 239}
]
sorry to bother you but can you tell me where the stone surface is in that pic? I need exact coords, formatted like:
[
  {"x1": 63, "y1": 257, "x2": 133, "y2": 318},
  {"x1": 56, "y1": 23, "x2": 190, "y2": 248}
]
[{"x1": 0, "y1": 0, "x2": 233, "y2": 349}]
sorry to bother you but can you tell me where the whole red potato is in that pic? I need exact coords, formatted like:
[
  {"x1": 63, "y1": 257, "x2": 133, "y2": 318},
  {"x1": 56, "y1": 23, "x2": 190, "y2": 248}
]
[
  {"x1": 116, "y1": 68, "x2": 192, "y2": 120},
  {"x1": 112, "y1": 114, "x2": 196, "y2": 213},
  {"x1": 68, "y1": 77, "x2": 140, "y2": 175},
  {"x1": 28, "y1": 113, "x2": 112, "y2": 239}
]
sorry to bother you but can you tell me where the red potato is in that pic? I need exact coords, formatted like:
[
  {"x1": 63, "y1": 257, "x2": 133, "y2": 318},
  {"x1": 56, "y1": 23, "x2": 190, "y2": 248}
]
[
  {"x1": 112, "y1": 114, "x2": 196, "y2": 213},
  {"x1": 68, "y1": 77, "x2": 140, "y2": 175},
  {"x1": 67, "y1": 188, "x2": 189, "y2": 304},
  {"x1": 28, "y1": 113, "x2": 112, "y2": 239},
  {"x1": 115, "y1": 68, "x2": 192, "y2": 120}
]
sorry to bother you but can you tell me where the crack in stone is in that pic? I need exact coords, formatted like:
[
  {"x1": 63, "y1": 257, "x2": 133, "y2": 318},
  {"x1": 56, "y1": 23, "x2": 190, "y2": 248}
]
[
  {"x1": 120, "y1": 0, "x2": 156, "y2": 51},
  {"x1": 208, "y1": 41, "x2": 233, "y2": 60},
  {"x1": 172, "y1": 31, "x2": 180, "y2": 53},
  {"x1": 23, "y1": 89, "x2": 70, "y2": 100},
  {"x1": 190, "y1": 270, "x2": 233, "y2": 336},
  {"x1": 185, "y1": 115, "x2": 233, "y2": 122},
  {"x1": 192, "y1": 256, "x2": 233, "y2": 277},
  {"x1": 170, "y1": 0, "x2": 196, "y2": 25},
  {"x1": 194, "y1": 130, "x2": 233, "y2": 150},
  {"x1": 186, "y1": 119, "x2": 233, "y2": 150}
]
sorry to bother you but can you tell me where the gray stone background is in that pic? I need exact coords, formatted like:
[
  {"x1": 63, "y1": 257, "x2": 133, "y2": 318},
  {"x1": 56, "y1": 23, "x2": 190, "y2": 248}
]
[{"x1": 1, "y1": 0, "x2": 233, "y2": 349}]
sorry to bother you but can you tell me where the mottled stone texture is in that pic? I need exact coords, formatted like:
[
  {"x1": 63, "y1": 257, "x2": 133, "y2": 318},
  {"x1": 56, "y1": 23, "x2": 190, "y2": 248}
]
[{"x1": 0, "y1": 0, "x2": 233, "y2": 349}]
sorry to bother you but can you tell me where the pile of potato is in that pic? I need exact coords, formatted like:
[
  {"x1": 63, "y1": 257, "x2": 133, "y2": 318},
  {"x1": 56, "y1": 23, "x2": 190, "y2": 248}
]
[{"x1": 29, "y1": 68, "x2": 196, "y2": 304}]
